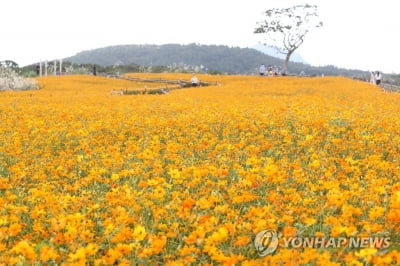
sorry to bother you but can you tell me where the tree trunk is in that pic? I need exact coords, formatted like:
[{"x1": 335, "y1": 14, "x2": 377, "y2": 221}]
[{"x1": 283, "y1": 50, "x2": 294, "y2": 75}]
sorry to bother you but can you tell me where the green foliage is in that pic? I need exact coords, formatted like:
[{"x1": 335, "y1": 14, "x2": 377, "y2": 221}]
[{"x1": 207, "y1": 69, "x2": 223, "y2": 75}]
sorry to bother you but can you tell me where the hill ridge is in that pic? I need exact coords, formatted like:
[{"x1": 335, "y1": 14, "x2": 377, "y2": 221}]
[{"x1": 65, "y1": 43, "x2": 367, "y2": 77}]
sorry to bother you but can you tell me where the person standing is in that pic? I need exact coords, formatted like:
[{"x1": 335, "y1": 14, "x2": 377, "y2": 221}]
[
  {"x1": 191, "y1": 74, "x2": 199, "y2": 86},
  {"x1": 370, "y1": 71, "x2": 376, "y2": 84},
  {"x1": 259, "y1": 64, "x2": 266, "y2": 76},
  {"x1": 268, "y1": 65, "x2": 274, "y2": 76},
  {"x1": 375, "y1": 71, "x2": 382, "y2": 85}
]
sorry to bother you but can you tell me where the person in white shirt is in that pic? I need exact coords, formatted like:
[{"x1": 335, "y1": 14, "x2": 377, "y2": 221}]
[
  {"x1": 191, "y1": 75, "x2": 199, "y2": 86},
  {"x1": 259, "y1": 64, "x2": 266, "y2": 76},
  {"x1": 375, "y1": 71, "x2": 382, "y2": 85}
]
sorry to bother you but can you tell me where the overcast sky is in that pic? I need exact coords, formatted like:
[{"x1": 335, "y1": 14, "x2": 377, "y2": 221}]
[{"x1": 2, "y1": 0, "x2": 399, "y2": 73}]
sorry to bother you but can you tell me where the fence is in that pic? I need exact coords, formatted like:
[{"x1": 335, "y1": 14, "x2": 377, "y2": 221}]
[{"x1": 381, "y1": 83, "x2": 400, "y2": 92}]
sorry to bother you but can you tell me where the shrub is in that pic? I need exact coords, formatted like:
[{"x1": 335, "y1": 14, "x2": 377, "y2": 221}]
[{"x1": 0, "y1": 65, "x2": 39, "y2": 91}]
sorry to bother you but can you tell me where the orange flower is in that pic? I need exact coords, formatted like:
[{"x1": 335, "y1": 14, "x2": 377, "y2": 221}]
[
  {"x1": 233, "y1": 235, "x2": 251, "y2": 246},
  {"x1": 182, "y1": 198, "x2": 196, "y2": 209},
  {"x1": 8, "y1": 223, "x2": 23, "y2": 236}
]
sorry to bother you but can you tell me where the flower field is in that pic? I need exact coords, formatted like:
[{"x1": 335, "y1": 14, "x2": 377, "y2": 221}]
[{"x1": 0, "y1": 73, "x2": 399, "y2": 265}]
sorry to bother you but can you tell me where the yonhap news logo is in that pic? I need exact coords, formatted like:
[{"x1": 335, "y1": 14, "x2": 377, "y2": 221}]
[
  {"x1": 254, "y1": 229, "x2": 391, "y2": 257},
  {"x1": 254, "y1": 229, "x2": 279, "y2": 256}
]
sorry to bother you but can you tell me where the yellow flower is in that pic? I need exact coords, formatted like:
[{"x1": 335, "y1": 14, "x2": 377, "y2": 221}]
[
  {"x1": 133, "y1": 225, "x2": 147, "y2": 241},
  {"x1": 355, "y1": 248, "x2": 377, "y2": 262},
  {"x1": 85, "y1": 243, "x2": 99, "y2": 256},
  {"x1": 11, "y1": 241, "x2": 37, "y2": 261},
  {"x1": 207, "y1": 227, "x2": 229, "y2": 244},
  {"x1": 369, "y1": 206, "x2": 385, "y2": 220},
  {"x1": 303, "y1": 217, "x2": 318, "y2": 226},
  {"x1": 111, "y1": 173, "x2": 120, "y2": 181},
  {"x1": 68, "y1": 247, "x2": 86, "y2": 264},
  {"x1": 39, "y1": 245, "x2": 59, "y2": 262}
]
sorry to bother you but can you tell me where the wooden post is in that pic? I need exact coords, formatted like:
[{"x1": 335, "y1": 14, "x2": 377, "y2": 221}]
[
  {"x1": 54, "y1": 60, "x2": 57, "y2": 75},
  {"x1": 39, "y1": 60, "x2": 42, "y2": 77},
  {"x1": 59, "y1": 59, "x2": 62, "y2": 75}
]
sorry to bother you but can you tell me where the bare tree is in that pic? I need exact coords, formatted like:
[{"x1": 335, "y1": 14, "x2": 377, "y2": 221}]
[{"x1": 254, "y1": 4, "x2": 323, "y2": 74}]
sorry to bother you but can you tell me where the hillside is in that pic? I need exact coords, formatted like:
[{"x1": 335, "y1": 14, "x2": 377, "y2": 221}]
[
  {"x1": 252, "y1": 43, "x2": 307, "y2": 64},
  {"x1": 65, "y1": 43, "x2": 368, "y2": 77}
]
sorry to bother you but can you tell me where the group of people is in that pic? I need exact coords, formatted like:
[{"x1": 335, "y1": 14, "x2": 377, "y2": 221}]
[
  {"x1": 260, "y1": 64, "x2": 384, "y2": 86},
  {"x1": 370, "y1": 71, "x2": 382, "y2": 85},
  {"x1": 259, "y1": 64, "x2": 284, "y2": 76}
]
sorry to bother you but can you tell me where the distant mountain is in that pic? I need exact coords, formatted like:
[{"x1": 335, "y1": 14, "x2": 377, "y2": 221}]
[
  {"x1": 252, "y1": 44, "x2": 307, "y2": 64},
  {"x1": 64, "y1": 43, "x2": 368, "y2": 77},
  {"x1": 65, "y1": 43, "x2": 282, "y2": 74}
]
